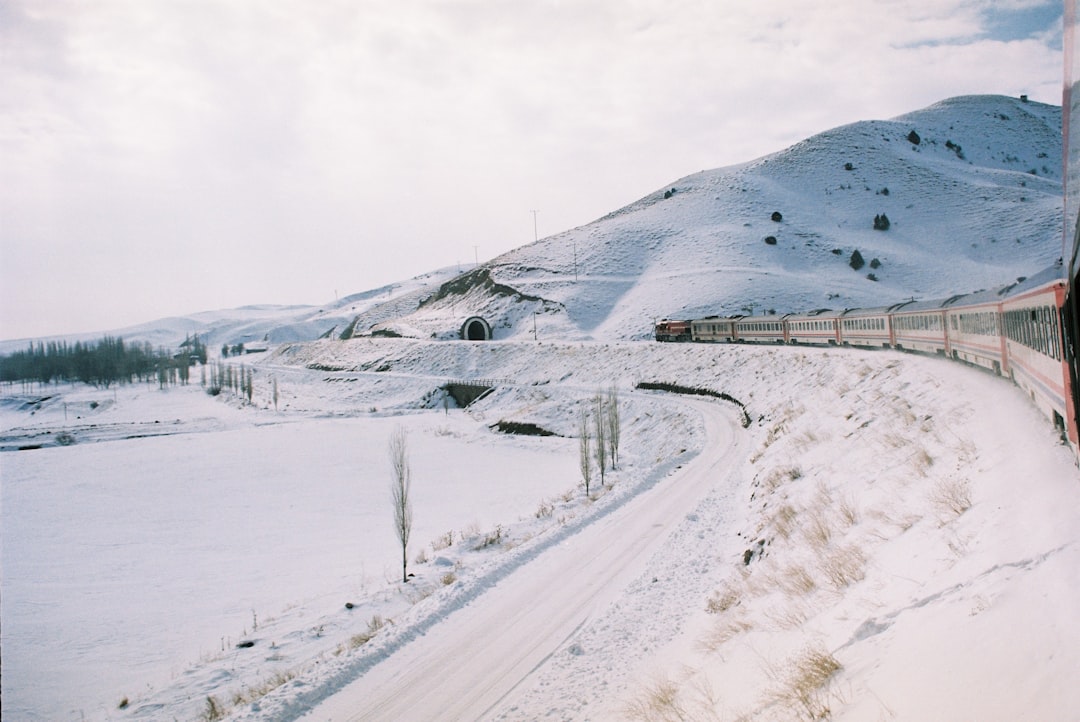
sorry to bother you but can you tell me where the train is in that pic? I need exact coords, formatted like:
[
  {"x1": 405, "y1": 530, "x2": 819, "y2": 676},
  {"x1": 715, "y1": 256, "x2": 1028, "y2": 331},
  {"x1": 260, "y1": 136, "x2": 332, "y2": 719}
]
[{"x1": 655, "y1": 263, "x2": 1080, "y2": 456}]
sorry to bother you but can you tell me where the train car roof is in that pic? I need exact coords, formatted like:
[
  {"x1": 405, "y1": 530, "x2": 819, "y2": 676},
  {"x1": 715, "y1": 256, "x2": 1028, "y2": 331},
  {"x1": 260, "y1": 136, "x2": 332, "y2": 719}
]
[
  {"x1": 735, "y1": 314, "x2": 784, "y2": 324},
  {"x1": 782, "y1": 308, "x2": 838, "y2": 321},
  {"x1": 839, "y1": 305, "x2": 895, "y2": 317},
  {"x1": 886, "y1": 297, "x2": 950, "y2": 313},
  {"x1": 997, "y1": 262, "x2": 1066, "y2": 299}
]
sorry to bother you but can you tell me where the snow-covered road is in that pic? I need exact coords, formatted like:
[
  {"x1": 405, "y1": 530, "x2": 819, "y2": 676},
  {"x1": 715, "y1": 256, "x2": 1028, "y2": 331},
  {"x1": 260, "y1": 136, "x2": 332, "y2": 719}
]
[{"x1": 300, "y1": 399, "x2": 743, "y2": 721}]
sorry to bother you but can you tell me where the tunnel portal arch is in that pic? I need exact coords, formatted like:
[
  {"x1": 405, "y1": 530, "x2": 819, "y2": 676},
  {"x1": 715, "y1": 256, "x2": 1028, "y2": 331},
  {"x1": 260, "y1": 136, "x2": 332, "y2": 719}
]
[{"x1": 461, "y1": 316, "x2": 492, "y2": 341}]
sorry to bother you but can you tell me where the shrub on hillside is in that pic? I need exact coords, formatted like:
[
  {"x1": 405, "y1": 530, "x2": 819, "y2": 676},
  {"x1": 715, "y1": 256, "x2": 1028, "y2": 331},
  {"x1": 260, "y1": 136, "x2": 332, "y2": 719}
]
[
  {"x1": 771, "y1": 211, "x2": 783, "y2": 222},
  {"x1": 907, "y1": 129, "x2": 921, "y2": 145},
  {"x1": 764, "y1": 235, "x2": 778, "y2": 245},
  {"x1": 849, "y1": 250, "x2": 865, "y2": 270},
  {"x1": 873, "y1": 213, "x2": 890, "y2": 230}
]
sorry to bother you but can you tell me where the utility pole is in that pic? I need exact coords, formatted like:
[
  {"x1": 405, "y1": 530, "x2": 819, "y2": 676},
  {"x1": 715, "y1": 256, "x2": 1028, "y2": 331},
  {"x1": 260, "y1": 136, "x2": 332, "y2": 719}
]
[
  {"x1": 530, "y1": 210, "x2": 539, "y2": 242},
  {"x1": 473, "y1": 245, "x2": 479, "y2": 268},
  {"x1": 533, "y1": 311, "x2": 538, "y2": 341},
  {"x1": 573, "y1": 239, "x2": 578, "y2": 282}
]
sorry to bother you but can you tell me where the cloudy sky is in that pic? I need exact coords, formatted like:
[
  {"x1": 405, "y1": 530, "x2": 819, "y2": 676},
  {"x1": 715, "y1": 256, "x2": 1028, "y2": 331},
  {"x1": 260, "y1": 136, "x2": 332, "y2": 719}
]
[{"x1": 0, "y1": 0, "x2": 1065, "y2": 340}]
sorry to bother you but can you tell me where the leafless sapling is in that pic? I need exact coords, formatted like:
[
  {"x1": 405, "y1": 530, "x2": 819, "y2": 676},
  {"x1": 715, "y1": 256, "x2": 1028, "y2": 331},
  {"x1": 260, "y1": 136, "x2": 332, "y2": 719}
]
[
  {"x1": 594, "y1": 393, "x2": 607, "y2": 487},
  {"x1": 389, "y1": 426, "x2": 413, "y2": 583},
  {"x1": 579, "y1": 406, "x2": 593, "y2": 496},
  {"x1": 606, "y1": 385, "x2": 621, "y2": 469}
]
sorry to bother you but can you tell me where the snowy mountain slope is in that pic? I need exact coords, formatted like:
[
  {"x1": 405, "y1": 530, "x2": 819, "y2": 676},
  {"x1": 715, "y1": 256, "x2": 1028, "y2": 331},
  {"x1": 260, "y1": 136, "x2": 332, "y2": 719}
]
[{"x1": 365, "y1": 95, "x2": 1062, "y2": 341}]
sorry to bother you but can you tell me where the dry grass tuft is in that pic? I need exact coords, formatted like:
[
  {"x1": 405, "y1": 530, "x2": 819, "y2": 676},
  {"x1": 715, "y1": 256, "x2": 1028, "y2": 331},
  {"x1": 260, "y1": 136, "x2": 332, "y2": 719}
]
[
  {"x1": 912, "y1": 449, "x2": 934, "y2": 477},
  {"x1": 929, "y1": 477, "x2": 972, "y2": 518},
  {"x1": 231, "y1": 669, "x2": 297, "y2": 708},
  {"x1": 820, "y1": 544, "x2": 866, "y2": 590},
  {"x1": 837, "y1": 494, "x2": 860, "y2": 527},
  {"x1": 765, "y1": 646, "x2": 842, "y2": 721},
  {"x1": 349, "y1": 614, "x2": 388, "y2": 649},
  {"x1": 802, "y1": 508, "x2": 834, "y2": 550},
  {"x1": 431, "y1": 530, "x2": 455, "y2": 552},
  {"x1": 706, "y1": 583, "x2": 741, "y2": 614},
  {"x1": 702, "y1": 614, "x2": 753, "y2": 652},
  {"x1": 772, "y1": 504, "x2": 799, "y2": 540},
  {"x1": 792, "y1": 430, "x2": 820, "y2": 452},
  {"x1": 779, "y1": 564, "x2": 817, "y2": 597},
  {"x1": 623, "y1": 677, "x2": 687, "y2": 722},
  {"x1": 761, "y1": 465, "x2": 803, "y2": 493},
  {"x1": 764, "y1": 599, "x2": 812, "y2": 630}
]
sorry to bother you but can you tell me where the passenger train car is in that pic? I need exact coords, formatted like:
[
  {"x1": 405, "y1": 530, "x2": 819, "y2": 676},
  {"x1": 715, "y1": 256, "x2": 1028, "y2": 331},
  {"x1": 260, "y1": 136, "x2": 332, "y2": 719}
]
[{"x1": 655, "y1": 264, "x2": 1080, "y2": 457}]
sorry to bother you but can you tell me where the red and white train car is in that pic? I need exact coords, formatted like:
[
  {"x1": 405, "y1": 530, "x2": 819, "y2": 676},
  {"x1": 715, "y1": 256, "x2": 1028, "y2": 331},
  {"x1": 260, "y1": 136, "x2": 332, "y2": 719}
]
[
  {"x1": 890, "y1": 299, "x2": 949, "y2": 356},
  {"x1": 733, "y1": 315, "x2": 787, "y2": 344},
  {"x1": 839, "y1": 306, "x2": 893, "y2": 348},
  {"x1": 785, "y1": 309, "x2": 840, "y2": 345},
  {"x1": 691, "y1": 316, "x2": 739, "y2": 343},
  {"x1": 942, "y1": 288, "x2": 1009, "y2": 375},
  {"x1": 1000, "y1": 274, "x2": 1076, "y2": 446}
]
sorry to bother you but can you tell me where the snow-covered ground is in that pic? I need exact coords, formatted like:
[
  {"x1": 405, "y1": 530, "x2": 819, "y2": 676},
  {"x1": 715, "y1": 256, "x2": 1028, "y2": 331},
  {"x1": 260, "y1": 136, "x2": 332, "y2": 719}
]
[{"x1": 3, "y1": 338, "x2": 1078, "y2": 721}]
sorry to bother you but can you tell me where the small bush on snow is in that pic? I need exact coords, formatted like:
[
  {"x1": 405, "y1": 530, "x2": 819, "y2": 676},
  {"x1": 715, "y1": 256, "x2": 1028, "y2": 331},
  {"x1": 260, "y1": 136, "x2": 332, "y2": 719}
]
[
  {"x1": 350, "y1": 615, "x2": 388, "y2": 649},
  {"x1": 819, "y1": 544, "x2": 867, "y2": 590},
  {"x1": 802, "y1": 508, "x2": 834, "y2": 550},
  {"x1": 706, "y1": 583, "x2": 741, "y2": 614},
  {"x1": 623, "y1": 676, "x2": 687, "y2": 722},
  {"x1": 765, "y1": 646, "x2": 842, "y2": 721},
  {"x1": 929, "y1": 477, "x2": 972, "y2": 518},
  {"x1": 780, "y1": 563, "x2": 818, "y2": 597},
  {"x1": 431, "y1": 530, "x2": 454, "y2": 551},
  {"x1": 838, "y1": 493, "x2": 860, "y2": 526}
]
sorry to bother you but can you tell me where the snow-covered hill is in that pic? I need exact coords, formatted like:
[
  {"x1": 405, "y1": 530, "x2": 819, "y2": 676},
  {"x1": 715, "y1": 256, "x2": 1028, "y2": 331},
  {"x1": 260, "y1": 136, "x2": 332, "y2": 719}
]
[{"x1": 347, "y1": 94, "x2": 1063, "y2": 341}]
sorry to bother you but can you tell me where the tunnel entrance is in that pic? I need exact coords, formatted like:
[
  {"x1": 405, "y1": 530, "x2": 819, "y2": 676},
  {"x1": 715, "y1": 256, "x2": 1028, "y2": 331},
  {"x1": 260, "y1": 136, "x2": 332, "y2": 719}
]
[{"x1": 461, "y1": 316, "x2": 492, "y2": 341}]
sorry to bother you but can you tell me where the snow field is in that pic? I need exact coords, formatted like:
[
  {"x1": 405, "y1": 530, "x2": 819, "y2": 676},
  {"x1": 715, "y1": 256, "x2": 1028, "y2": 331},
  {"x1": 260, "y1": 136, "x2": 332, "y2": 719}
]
[{"x1": 3, "y1": 337, "x2": 1079, "y2": 721}]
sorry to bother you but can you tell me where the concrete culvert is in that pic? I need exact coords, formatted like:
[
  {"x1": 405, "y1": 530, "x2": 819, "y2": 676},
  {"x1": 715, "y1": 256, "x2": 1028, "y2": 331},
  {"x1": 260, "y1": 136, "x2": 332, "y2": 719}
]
[{"x1": 461, "y1": 316, "x2": 492, "y2": 341}]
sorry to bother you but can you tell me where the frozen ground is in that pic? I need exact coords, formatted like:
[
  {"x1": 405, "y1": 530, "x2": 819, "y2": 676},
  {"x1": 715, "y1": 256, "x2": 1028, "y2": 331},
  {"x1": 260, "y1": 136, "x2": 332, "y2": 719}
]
[{"x1": 2, "y1": 338, "x2": 1078, "y2": 721}]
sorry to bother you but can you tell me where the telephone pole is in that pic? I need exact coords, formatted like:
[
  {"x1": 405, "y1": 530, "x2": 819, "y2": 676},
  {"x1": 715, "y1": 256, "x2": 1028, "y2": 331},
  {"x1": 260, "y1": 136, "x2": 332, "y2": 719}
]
[{"x1": 530, "y1": 210, "x2": 539, "y2": 242}]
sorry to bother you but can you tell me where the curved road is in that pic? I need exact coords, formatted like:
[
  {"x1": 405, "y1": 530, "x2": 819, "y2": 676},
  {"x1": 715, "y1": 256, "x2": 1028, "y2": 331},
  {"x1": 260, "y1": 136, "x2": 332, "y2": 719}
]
[{"x1": 299, "y1": 398, "x2": 744, "y2": 721}]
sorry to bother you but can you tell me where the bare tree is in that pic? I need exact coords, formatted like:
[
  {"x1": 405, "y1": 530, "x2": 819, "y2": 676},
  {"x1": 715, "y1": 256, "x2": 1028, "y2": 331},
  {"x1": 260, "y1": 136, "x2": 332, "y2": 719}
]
[
  {"x1": 389, "y1": 426, "x2": 413, "y2": 583},
  {"x1": 594, "y1": 393, "x2": 607, "y2": 487},
  {"x1": 606, "y1": 385, "x2": 621, "y2": 469},
  {"x1": 579, "y1": 406, "x2": 592, "y2": 496}
]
